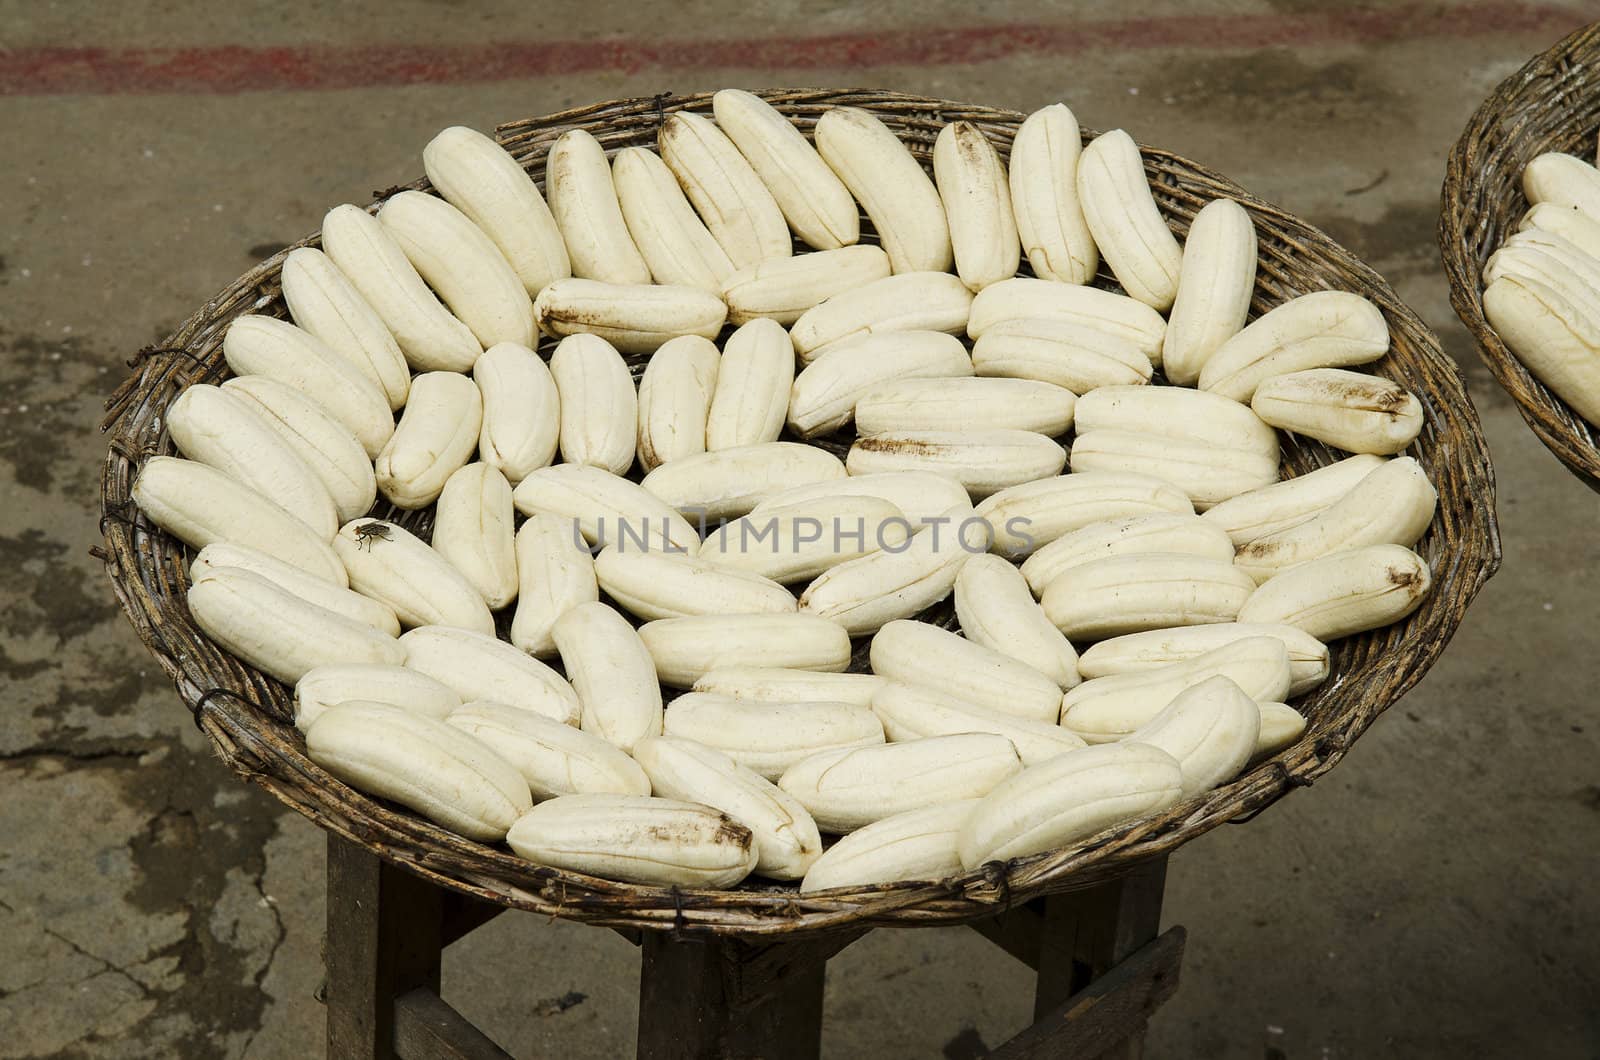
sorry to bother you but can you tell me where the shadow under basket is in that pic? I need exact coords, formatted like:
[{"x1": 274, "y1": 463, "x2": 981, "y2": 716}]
[{"x1": 100, "y1": 89, "x2": 1500, "y2": 938}]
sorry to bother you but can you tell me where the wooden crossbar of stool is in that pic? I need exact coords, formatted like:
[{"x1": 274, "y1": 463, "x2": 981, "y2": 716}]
[{"x1": 323, "y1": 836, "x2": 1183, "y2": 1059}]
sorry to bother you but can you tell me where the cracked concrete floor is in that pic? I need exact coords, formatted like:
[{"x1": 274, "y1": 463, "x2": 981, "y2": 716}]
[{"x1": 3, "y1": 2, "x2": 1599, "y2": 1056}]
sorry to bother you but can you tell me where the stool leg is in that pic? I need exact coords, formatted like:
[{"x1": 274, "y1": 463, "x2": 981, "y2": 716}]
[{"x1": 325, "y1": 835, "x2": 445, "y2": 1059}]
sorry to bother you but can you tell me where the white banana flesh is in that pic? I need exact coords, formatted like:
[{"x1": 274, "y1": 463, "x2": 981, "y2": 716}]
[
  {"x1": 374, "y1": 371, "x2": 483, "y2": 509},
  {"x1": 1521, "y1": 151, "x2": 1600, "y2": 222},
  {"x1": 662, "y1": 693, "x2": 885, "y2": 781},
  {"x1": 552, "y1": 602, "x2": 664, "y2": 753},
  {"x1": 423, "y1": 125, "x2": 571, "y2": 298},
  {"x1": 1019, "y1": 513, "x2": 1237, "y2": 596},
  {"x1": 333, "y1": 519, "x2": 495, "y2": 635},
  {"x1": 855, "y1": 377, "x2": 1076, "y2": 436},
  {"x1": 1251, "y1": 369, "x2": 1423, "y2": 455},
  {"x1": 815, "y1": 106, "x2": 952, "y2": 275},
  {"x1": 1160, "y1": 198, "x2": 1257, "y2": 385},
  {"x1": 320, "y1": 203, "x2": 482, "y2": 373},
  {"x1": 967, "y1": 277, "x2": 1168, "y2": 364},
  {"x1": 1127, "y1": 675, "x2": 1261, "y2": 797},
  {"x1": 221, "y1": 314, "x2": 394, "y2": 458},
  {"x1": 974, "y1": 471, "x2": 1195, "y2": 560},
  {"x1": 800, "y1": 799, "x2": 979, "y2": 893},
  {"x1": 712, "y1": 89, "x2": 860, "y2": 251},
  {"x1": 721, "y1": 245, "x2": 891, "y2": 325},
  {"x1": 752, "y1": 470, "x2": 971, "y2": 533},
  {"x1": 612, "y1": 145, "x2": 736, "y2": 292},
  {"x1": 505, "y1": 793, "x2": 757, "y2": 888},
  {"x1": 1041, "y1": 553, "x2": 1257, "y2": 642},
  {"x1": 691, "y1": 668, "x2": 885, "y2": 710},
  {"x1": 533, "y1": 278, "x2": 728, "y2": 354},
  {"x1": 447, "y1": 701, "x2": 650, "y2": 800},
  {"x1": 512, "y1": 464, "x2": 700, "y2": 556},
  {"x1": 548, "y1": 333, "x2": 638, "y2": 475},
  {"x1": 431, "y1": 463, "x2": 519, "y2": 609},
  {"x1": 954, "y1": 555, "x2": 1080, "y2": 689},
  {"x1": 788, "y1": 330, "x2": 974, "y2": 438},
  {"x1": 132, "y1": 457, "x2": 346, "y2": 584},
  {"x1": 307, "y1": 701, "x2": 531, "y2": 842},
  {"x1": 1519, "y1": 201, "x2": 1600, "y2": 260},
  {"x1": 293, "y1": 663, "x2": 458, "y2": 731},
  {"x1": 1069, "y1": 430, "x2": 1279, "y2": 511},
  {"x1": 222, "y1": 376, "x2": 377, "y2": 524},
  {"x1": 847, "y1": 430, "x2": 1067, "y2": 499},
  {"x1": 933, "y1": 121, "x2": 1020, "y2": 292},
  {"x1": 1199, "y1": 290, "x2": 1390, "y2": 403},
  {"x1": 594, "y1": 547, "x2": 796, "y2": 621},
  {"x1": 1074, "y1": 384, "x2": 1280, "y2": 457},
  {"x1": 797, "y1": 511, "x2": 980, "y2": 636},
  {"x1": 639, "y1": 614, "x2": 852, "y2": 688},
  {"x1": 705, "y1": 318, "x2": 793, "y2": 451},
  {"x1": 1076, "y1": 129, "x2": 1183, "y2": 310},
  {"x1": 633, "y1": 736, "x2": 822, "y2": 880},
  {"x1": 400, "y1": 625, "x2": 581, "y2": 725},
  {"x1": 509, "y1": 511, "x2": 599, "y2": 657},
  {"x1": 473, "y1": 342, "x2": 560, "y2": 485},
  {"x1": 1234, "y1": 457, "x2": 1436, "y2": 584},
  {"x1": 1485, "y1": 228, "x2": 1600, "y2": 307},
  {"x1": 1076, "y1": 622, "x2": 1330, "y2": 698},
  {"x1": 378, "y1": 189, "x2": 535, "y2": 348},
  {"x1": 1254, "y1": 702, "x2": 1308, "y2": 758},
  {"x1": 1482, "y1": 273, "x2": 1600, "y2": 424},
  {"x1": 192, "y1": 543, "x2": 398, "y2": 637},
  {"x1": 641, "y1": 442, "x2": 846, "y2": 521},
  {"x1": 868, "y1": 618, "x2": 1063, "y2": 723},
  {"x1": 790, "y1": 271, "x2": 974, "y2": 362},
  {"x1": 779, "y1": 733, "x2": 1021, "y2": 834},
  {"x1": 660, "y1": 110, "x2": 793, "y2": 269},
  {"x1": 1200, "y1": 454, "x2": 1387, "y2": 547},
  {"x1": 1009, "y1": 103, "x2": 1098, "y2": 285},
  {"x1": 871, "y1": 682, "x2": 1085, "y2": 766},
  {"x1": 280, "y1": 247, "x2": 410, "y2": 409},
  {"x1": 636, "y1": 334, "x2": 719, "y2": 472},
  {"x1": 703, "y1": 495, "x2": 908, "y2": 584},
  {"x1": 544, "y1": 129, "x2": 652, "y2": 285},
  {"x1": 1237, "y1": 544, "x2": 1431, "y2": 640},
  {"x1": 971, "y1": 317, "x2": 1154, "y2": 392},
  {"x1": 188, "y1": 566, "x2": 403, "y2": 684},
  {"x1": 167, "y1": 384, "x2": 339, "y2": 539}
]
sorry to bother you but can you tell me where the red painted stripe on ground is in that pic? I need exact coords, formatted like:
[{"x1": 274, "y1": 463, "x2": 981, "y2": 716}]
[{"x1": 0, "y1": 4, "x2": 1584, "y2": 96}]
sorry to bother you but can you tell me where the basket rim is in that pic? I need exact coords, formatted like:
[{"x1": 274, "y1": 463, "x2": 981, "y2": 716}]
[
  {"x1": 1439, "y1": 19, "x2": 1600, "y2": 489},
  {"x1": 99, "y1": 88, "x2": 1501, "y2": 937}
]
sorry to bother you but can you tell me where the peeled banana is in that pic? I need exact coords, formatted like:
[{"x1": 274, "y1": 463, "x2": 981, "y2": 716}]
[
  {"x1": 509, "y1": 512, "x2": 599, "y2": 657},
  {"x1": 953, "y1": 555, "x2": 1080, "y2": 689},
  {"x1": 1521, "y1": 151, "x2": 1600, "y2": 222},
  {"x1": 691, "y1": 668, "x2": 885, "y2": 710},
  {"x1": 512, "y1": 464, "x2": 700, "y2": 556},
  {"x1": 971, "y1": 317, "x2": 1154, "y2": 392},
  {"x1": 1041, "y1": 553, "x2": 1257, "y2": 642},
  {"x1": 847, "y1": 430, "x2": 1066, "y2": 499},
  {"x1": 789, "y1": 271, "x2": 974, "y2": 362},
  {"x1": 447, "y1": 700, "x2": 650, "y2": 800},
  {"x1": 1073, "y1": 384, "x2": 1279, "y2": 457},
  {"x1": 1008, "y1": 103, "x2": 1098, "y2": 285},
  {"x1": 293, "y1": 662, "x2": 458, "y2": 731},
  {"x1": 703, "y1": 494, "x2": 908, "y2": 584},
  {"x1": 1076, "y1": 622, "x2": 1330, "y2": 698},
  {"x1": 797, "y1": 511, "x2": 980, "y2": 636},
  {"x1": 1018, "y1": 513, "x2": 1236, "y2": 596},
  {"x1": 552, "y1": 602, "x2": 664, "y2": 753},
  {"x1": 279, "y1": 246, "x2": 410, "y2": 409},
  {"x1": 638, "y1": 614, "x2": 852, "y2": 688},
  {"x1": 1128, "y1": 675, "x2": 1260, "y2": 797},
  {"x1": 374, "y1": 371, "x2": 483, "y2": 509},
  {"x1": 788, "y1": 330, "x2": 974, "y2": 438},
  {"x1": 855, "y1": 377, "x2": 1076, "y2": 436},
  {"x1": 871, "y1": 682, "x2": 1085, "y2": 766},
  {"x1": 815, "y1": 106, "x2": 952, "y2": 275},
  {"x1": 544, "y1": 128, "x2": 652, "y2": 285},
  {"x1": 1199, "y1": 454, "x2": 1386, "y2": 547},
  {"x1": 973, "y1": 471, "x2": 1195, "y2": 560},
  {"x1": 868, "y1": 618, "x2": 1063, "y2": 722},
  {"x1": 799, "y1": 799, "x2": 979, "y2": 893},
  {"x1": 636, "y1": 334, "x2": 719, "y2": 472},
  {"x1": 332, "y1": 519, "x2": 495, "y2": 634},
  {"x1": 1237, "y1": 544, "x2": 1431, "y2": 640},
  {"x1": 932, "y1": 121, "x2": 1020, "y2": 292},
  {"x1": 704, "y1": 318, "x2": 794, "y2": 451},
  {"x1": 1160, "y1": 198, "x2": 1257, "y2": 385},
  {"x1": 1076, "y1": 129, "x2": 1183, "y2": 310},
  {"x1": 221, "y1": 376, "x2": 377, "y2": 524},
  {"x1": 1199, "y1": 290, "x2": 1389, "y2": 403},
  {"x1": 431, "y1": 463, "x2": 519, "y2": 609},
  {"x1": 1069, "y1": 430, "x2": 1279, "y2": 511},
  {"x1": 547, "y1": 333, "x2": 638, "y2": 475},
  {"x1": 612, "y1": 145, "x2": 736, "y2": 291},
  {"x1": 662, "y1": 693, "x2": 885, "y2": 780},
  {"x1": 721, "y1": 245, "x2": 891, "y2": 325},
  {"x1": 752, "y1": 470, "x2": 971, "y2": 533},
  {"x1": 533, "y1": 278, "x2": 727, "y2": 354},
  {"x1": 192, "y1": 542, "x2": 398, "y2": 637},
  {"x1": 473, "y1": 342, "x2": 561, "y2": 485},
  {"x1": 640, "y1": 442, "x2": 846, "y2": 521},
  {"x1": 594, "y1": 547, "x2": 796, "y2": 621},
  {"x1": 1251, "y1": 369, "x2": 1423, "y2": 455},
  {"x1": 966, "y1": 277, "x2": 1168, "y2": 364},
  {"x1": 400, "y1": 625, "x2": 581, "y2": 725},
  {"x1": 659, "y1": 110, "x2": 792, "y2": 269}
]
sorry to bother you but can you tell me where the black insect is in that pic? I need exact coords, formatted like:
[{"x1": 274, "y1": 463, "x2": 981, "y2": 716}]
[{"x1": 353, "y1": 521, "x2": 392, "y2": 551}]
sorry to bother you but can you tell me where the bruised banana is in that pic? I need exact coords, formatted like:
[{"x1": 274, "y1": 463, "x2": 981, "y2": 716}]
[
  {"x1": 473, "y1": 342, "x2": 560, "y2": 485},
  {"x1": 752, "y1": 470, "x2": 971, "y2": 533},
  {"x1": 431, "y1": 463, "x2": 519, "y2": 609},
  {"x1": 1251, "y1": 369, "x2": 1423, "y2": 455},
  {"x1": 506, "y1": 794, "x2": 757, "y2": 888},
  {"x1": 871, "y1": 682, "x2": 1085, "y2": 767},
  {"x1": 1041, "y1": 553, "x2": 1257, "y2": 642},
  {"x1": 221, "y1": 376, "x2": 377, "y2": 525},
  {"x1": 612, "y1": 145, "x2": 736, "y2": 292},
  {"x1": 815, "y1": 106, "x2": 952, "y2": 275},
  {"x1": 721, "y1": 245, "x2": 890, "y2": 325},
  {"x1": 798, "y1": 511, "x2": 981, "y2": 636},
  {"x1": 512, "y1": 464, "x2": 700, "y2": 556},
  {"x1": 293, "y1": 663, "x2": 458, "y2": 731},
  {"x1": 868, "y1": 618, "x2": 1062, "y2": 722},
  {"x1": 1200, "y1": 454, "x2": 1387, "y2": 546},
  {"x1": 711, "y1": 89, "x2": 859, "y2": 251},
  {"x1": 378, "y1": 189, "x2": 535, "y2": 348},
  {"x1": 691, "y1": 668, "x2": 885, "y2": 710},
  {"x1": 788, "y1": 330, "x2": 973, "y2": 438},
  {"x1": 854, "y1": 377, "x2": 1076, "y2": 437},
  {"x1": 133, "y1": 457, "x2": 346, "y2": 584},
  {"x1": 933, "y1": 121, "x2": 1020, "y2": 292},
  {"x1": 971, "y1": 317, "x2": 1154, "y2": 392},
  {"x1": 1009, "y1": 103, "x2": 1098, "y2": 285},
  {"x1": 1233, "y1": 457, "x2": 1436, "y2": 584},
  {"x1": 320, "y1": 203, "x2": 481, "y2": 373},
  {"x1": 662, "y1": 693, "x2": 885, "y2": 780},
  {"x1": 703, "y1": 495, "x2": 908, "y2": 584},
  {"x1": 778, "y1": 733, "x2": 1021, "y2": 834},
  {"x1": 1127, "y1": 675, "x2": 1260, "y2": 797},
  {"x1": 552, "y1": 602, "x2": 664, "y2": 753},
  {"x1": 333, "y1": 519, "x2": 494, "y2": 634},
  {"x1": 400, "y1": 625, "x2": 581, "y2": 725},
  {"x1": 1161, "y1": 198, "x2": 1257, "y2": 385},
  {"x1": 509, "y1": 512, "x2": 599, "y2": 658},
  {"x1": 660, "y1": 110, "x2": 792, "y2": 269},
  {"x1": 641, "y1": 442, "x2": 846, "y2": 521},
  {"x1": 374, "y1": 371, "x2": 482, "y2": 509},
  {"x1": 423, "y1": 125, "x2": 571, "y2": 297},
  {"x1": 192, "y1": 543, "x2": 398, "y2": 637},
  {"x1": 1076, "y1": 622, "x2": 1329, "y2": 698},
  {"x1": 1069, "y1": 430, "x2": 1278, "y2": 511},
  {"x1": 974, "y1": 471, "x2": 1194, "y2": 560},
  {"x1": 636, "y1": 334, "x2": 719, "y2": 472},
  {"x1": 1074, "y1": 384, "x2": 1279, "y2": 457},
  {"x1": 847, "y1": 430, "x2": 1066, "y2": 499},
  {"x1": 639, "y1": 614, "x2": 852, "y2": 688},
  {"x1": 533, "y1": 278, "x2": 727, "y2": 354},
  {"x1": 280, "y1": 247, "x2": 410, "y2": 409},
  {"x1": 548, "y1": 333, "x2": 638, "y2": 475},
  {"x1": 789, "y1": 271, "x2": 974, "y2": 362},
  {"x1": 799, "y1": 799, "x2": 980, "y2": 893},
  {"x1": 306, "y1": 701, "x2": 530, "y2": 842},
  {"x1": 544, "y1": 129, "x2": 652, "y2": 285},
  {"x1": 966, "y1": 277, "x2": 1168, "y2": 364},
  {"x1": 447, "y1": 701, "x2": 650, "y2": 800},
  {"x1": 1199, "y1": 291, "x2": 1390, "y2": 402},
  {"x1": 1237, "y1": 544, "x2": 1431, "y2": 640},
  {"x1": 1076, "y1": 129, "x2": 1183, "y2": 310},
  {"x1": 705, "y1": 318, "x2": 792, "y2": 450},
  {"x1": 1019, "y1": 513, "x2": 1236, "y2": 596},
  {"x1": 594, "y1": 546, "x2": 796, "y2": 621},
  {"x1": 954, "y1": 554, "x2": 1080, "y2": 690}
]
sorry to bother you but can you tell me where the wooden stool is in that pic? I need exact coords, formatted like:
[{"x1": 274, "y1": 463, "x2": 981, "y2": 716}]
[{"x1": 324, "y1": 835, "x2": 1185, "y2": 1059}]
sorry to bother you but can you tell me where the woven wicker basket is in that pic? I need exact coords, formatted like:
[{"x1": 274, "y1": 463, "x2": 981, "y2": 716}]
[
  {"x1": 1441, "y1": 21, "x2": 1600, "y2": 488},
  {"x1": 100, "y1": 90, "x2": 1500, "y2": 937}
]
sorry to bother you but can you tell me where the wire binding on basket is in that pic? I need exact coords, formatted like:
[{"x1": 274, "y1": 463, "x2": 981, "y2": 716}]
[
  {"x1": 1440, "y1": 21, "x2": 1600, "y2": 489},
  {"x1": 98, "y1": 89, "x2": 1501, "y2": 936}
]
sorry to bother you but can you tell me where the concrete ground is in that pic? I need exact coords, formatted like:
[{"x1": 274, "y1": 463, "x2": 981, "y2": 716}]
[{"x1": 3, "y1": 1, "x2": 1598, "y2": 1056}]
